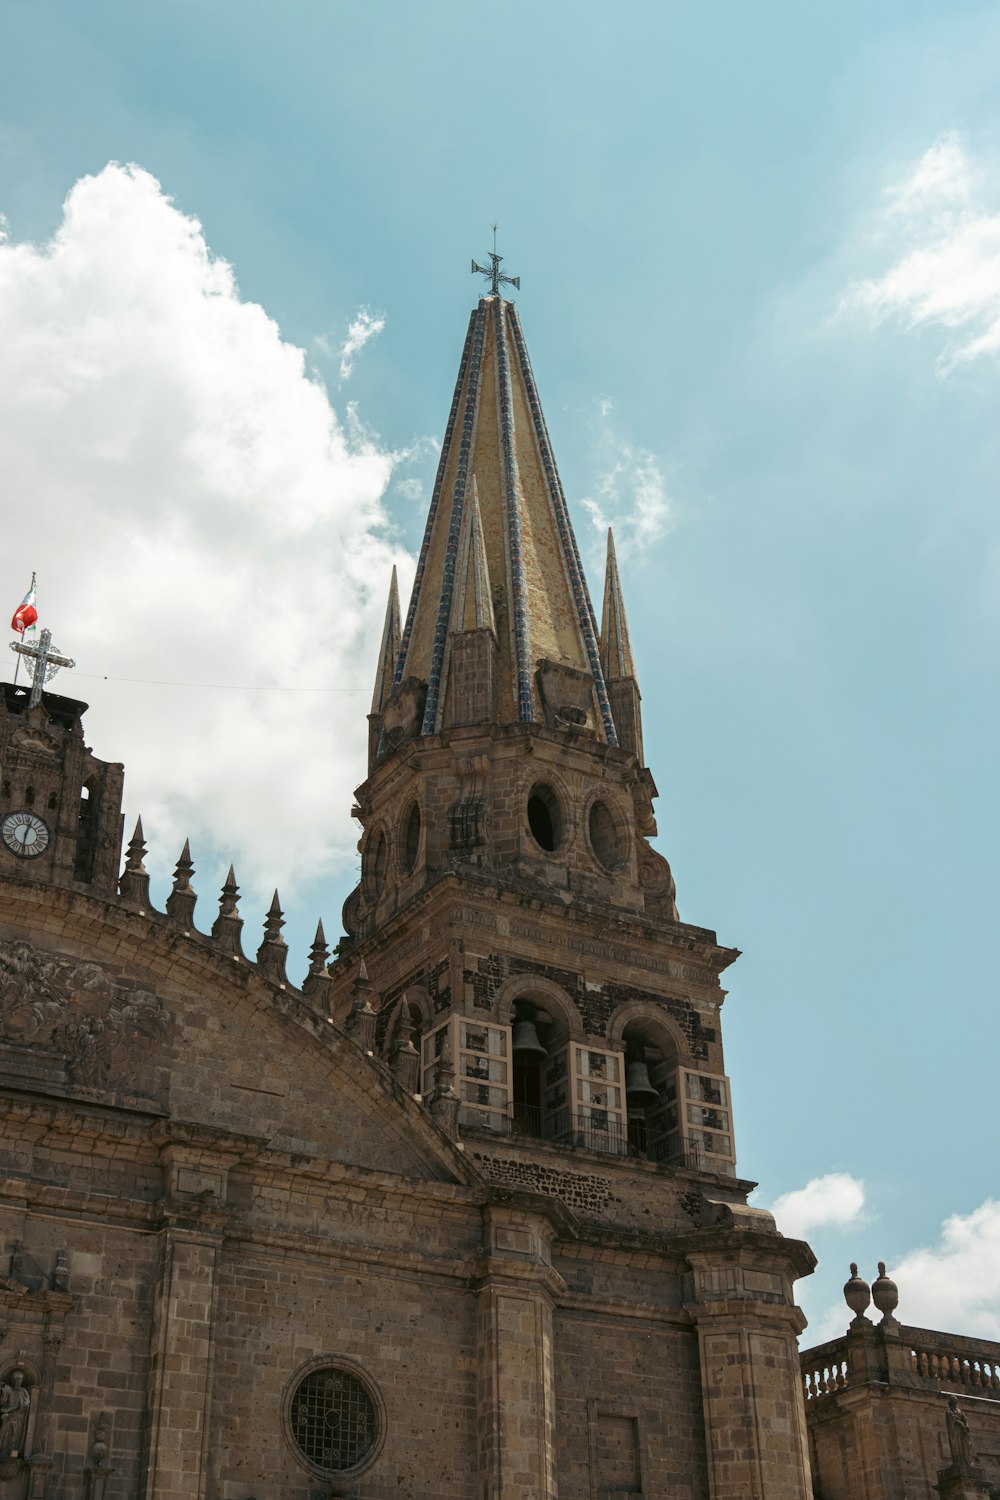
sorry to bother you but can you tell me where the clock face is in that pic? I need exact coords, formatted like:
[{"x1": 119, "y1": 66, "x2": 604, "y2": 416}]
[{"x1": 1, "y1": 810, "x2": 51, "y2": 859}]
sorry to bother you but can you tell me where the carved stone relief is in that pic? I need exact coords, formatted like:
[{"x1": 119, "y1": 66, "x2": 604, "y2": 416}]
[{"x1": 0, "y1": 939, "x2": 169, "y2": 1094}]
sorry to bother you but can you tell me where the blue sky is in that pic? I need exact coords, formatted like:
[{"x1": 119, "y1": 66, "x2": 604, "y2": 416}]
[{"x1": 2, "y1": 0, "x2": 998, "y2": 1341}]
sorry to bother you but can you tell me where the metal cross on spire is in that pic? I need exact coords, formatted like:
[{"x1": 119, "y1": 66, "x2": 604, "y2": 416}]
[
  {"x1": 471, "y1": 224, "x2": 520, "y2": 298},
  {"x1": 9, "y1": 628, "x2": 76, "y2": 709}
]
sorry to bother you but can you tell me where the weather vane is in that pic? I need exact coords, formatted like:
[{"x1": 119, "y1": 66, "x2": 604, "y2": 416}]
[{"x1": 471, "y1": 224, "x2": 520, "y2": 298}]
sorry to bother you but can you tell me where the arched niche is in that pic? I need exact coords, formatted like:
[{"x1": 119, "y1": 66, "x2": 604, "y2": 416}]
[{"x1": 401, "y1": 985, "x2": 433, "y2": 1030}]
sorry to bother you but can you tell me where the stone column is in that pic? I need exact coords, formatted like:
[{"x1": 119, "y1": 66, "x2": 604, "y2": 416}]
[
  {"x1": 683, "y1": 1219, "x2": 815, "y2": 1500},
  {"x1": 144, "y1": 1226, "x2": 221, "y2": 1500},
  {"x1": 475, "y1": 1201, "x2": 565, "y2": 1500}
]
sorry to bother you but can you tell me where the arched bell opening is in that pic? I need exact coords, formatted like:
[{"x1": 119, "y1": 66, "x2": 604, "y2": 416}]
[
  {"x1": 621, "y1": 1020, "x2": 681, "y2": 1165},
  {"x1": 510, "y1": 999, "x2": 561, "y2": 1139}
]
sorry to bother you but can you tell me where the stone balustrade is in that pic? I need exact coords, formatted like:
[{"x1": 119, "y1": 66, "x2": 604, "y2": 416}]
[
  {"x1": 908, "y1": 1328, "x2": 1000, "y2": 1393},
  {"x1": 801, "y1": 1325, "x2": 1000, "y2": 1404},
  {"x1": 802, "y1": 1337, "x2": 849, "y2": 1400}
]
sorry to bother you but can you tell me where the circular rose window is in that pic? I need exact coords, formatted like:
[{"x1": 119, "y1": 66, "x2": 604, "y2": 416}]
[{"x1": 287, "y1": 1364, "x2": 381, "y2": 1476}]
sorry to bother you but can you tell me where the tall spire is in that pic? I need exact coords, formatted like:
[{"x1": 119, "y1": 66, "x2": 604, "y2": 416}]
[
  {"x1": 600, "y1": 528, "x2": 636, "y2": 682},
  {"x1": 387, "y1": 292, "x2": 618, "y2": 746}
]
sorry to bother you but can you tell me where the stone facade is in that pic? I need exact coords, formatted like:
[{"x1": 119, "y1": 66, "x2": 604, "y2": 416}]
[{"x1": 0, "y1": 286, "x2": 823, "y2": 1498}]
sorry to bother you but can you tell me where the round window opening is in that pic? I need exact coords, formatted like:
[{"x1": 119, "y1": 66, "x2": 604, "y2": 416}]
[
  {"x1": 289, "y1": 1366, "x2": 378, "y2": 1475},
  {"x1": 588, "y1": 799, "x2": 622, "y2": 870},
  {"x1": 402, "y1": 802, "x2": 421, "y2": 874},
  {"x1": 527, "y1": 783, "x2": 563, "y2": 852}
]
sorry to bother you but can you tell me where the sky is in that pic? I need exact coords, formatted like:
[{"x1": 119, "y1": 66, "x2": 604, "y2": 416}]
[{"x1": 1, "y1": 0, "x2": 998, "y2": 1346}]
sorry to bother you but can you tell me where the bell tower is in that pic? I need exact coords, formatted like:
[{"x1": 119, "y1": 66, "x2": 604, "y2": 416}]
[
  {"x1": 0, "y1": 679, "x2": 125, "y2": 898},
  {"x1": 332, "y1": 278, "x2": 739, "y2": 1178}
]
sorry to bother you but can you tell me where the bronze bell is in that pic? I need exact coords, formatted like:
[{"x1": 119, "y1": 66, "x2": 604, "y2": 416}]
[
  {"x1": 625, "y1": 1058, "x2": 660, "y2": 1107},
  {"x1": 511, "y1": 1019, "x2": 548, "y2": 1062}
]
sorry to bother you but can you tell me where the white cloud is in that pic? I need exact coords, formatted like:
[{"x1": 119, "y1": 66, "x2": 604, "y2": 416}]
[
  {"x1": 339, "y1": 307, "x2": 385, "y2": 381},
  {"x1": 771, "y1": 1172, "x2": 866, "y2": 1241},
  {"x1": 891, "y1": 1199, "x2": 1000, "y2": 1339},
  {"x1": 842, "y1": 133, "x2": 1000, "y2": 366},
  {"x1": 580, "y1": 405, "x2": 673, "y2": 560},
  {"x1": 0, "y1": 163, "x2": 411, "y2": 906}
]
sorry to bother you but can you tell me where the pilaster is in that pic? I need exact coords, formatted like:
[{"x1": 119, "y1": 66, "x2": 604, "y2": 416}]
[
  {"x1": 144, "y1": 1225, "x2": 221, "y2": 1500},
  {"x1": 684, "y1": 1223, "x2": 814, "y2": 1500},
  {"x1": 475, "y1": 1201, "x2": 566, "y2": 1500}
]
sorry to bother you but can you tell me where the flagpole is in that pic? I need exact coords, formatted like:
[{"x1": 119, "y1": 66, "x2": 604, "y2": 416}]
[{"x1": 11, "y1": 570, "x2": 37, "y2": 689}]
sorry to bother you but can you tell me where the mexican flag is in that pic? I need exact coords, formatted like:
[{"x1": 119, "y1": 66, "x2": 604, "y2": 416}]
[{"x1": 10, "y1": 575, "x2": 37, "y2": 636}]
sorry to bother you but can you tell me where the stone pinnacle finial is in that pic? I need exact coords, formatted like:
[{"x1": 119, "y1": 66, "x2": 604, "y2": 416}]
[
  {"x1": 165, "y1": 838, "x2": 197, "y2": 928},
  {"x1": 344, "y1": 959, "x2": 377, "y2": 1050},
  {"x1": 119, "y1": 815, "x2": 151, "y2": 909},
  {"x1": 843, "y1": 1262, "x2": 872, "y2": 1328},
  {"x1": 211, "y1": 864, "x2": 244, "y2": 956},
  {"x1": 302, "y1": 919, "x2": 332, "y2": 1004},
  {"x1": 428, "y1": 1029, "x2": 460, "y2": 1137},
  {"x1": 256, "y1": 889, "x2": 288, "y2": 984},
  {"x1": 389, "y1": 998, "x2": 420, "y2": 1091},
  {"x1": 871, "y1": 1261, "x2": 900, "y2": 1329}
]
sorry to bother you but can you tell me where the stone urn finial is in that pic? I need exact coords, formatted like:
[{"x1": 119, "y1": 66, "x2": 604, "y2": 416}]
[
  {"x1": 843, "y1": 1262, "x2": 871, "y2": 1327},
  {"x1": 872, "y1": 1261, "x2": 899, "y2": 1328}
]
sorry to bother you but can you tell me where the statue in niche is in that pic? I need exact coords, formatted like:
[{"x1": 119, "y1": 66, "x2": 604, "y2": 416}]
[
  {"x1": 946, "y1": 1394, "x2": 975, "y2": 1467},
  {"x1": 0, "y1": 1368, "x2": 30, "y2": 1459}
]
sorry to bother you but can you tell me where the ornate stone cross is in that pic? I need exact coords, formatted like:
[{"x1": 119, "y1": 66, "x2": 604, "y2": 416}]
[{"x1": 9, "y1": 628, "x2": 76, "y2": 708}]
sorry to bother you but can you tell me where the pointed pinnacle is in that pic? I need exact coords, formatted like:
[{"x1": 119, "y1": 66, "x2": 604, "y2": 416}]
[
  {"x1": 256, "y1": 889, "x2": 288, "y2": 983},
  {"x1": 212, "y1": 864, "x2": 243, "y2": 954},
  {"x1": 302, "y1": 918, "x2": 333, "y2": 1000},
  {"x1": 371, "y1": 565, "x2": 403, "y2": 714},
  {"x1": 358, "y1": 958, "x2": 369, "y2": 983},
  {"x1": 119, "y1": 814, "x2": 152, "y2": 907},
  {"x1": 600, "y1": 526, "x2": 637, "y2": 682},
  {"x1": 165, "y1": 838, "x2": 197, "y2": 926},
  {"x1": 263, "y1": 889, "x2": 285, "y2": 937},
  {"x1": 125, "y1": 817, "x2": 147, "y2": 869},
  {"x1": 218, "y1": 866, "x2": 240, "y2": 916},
  {"x1": 308, "y1": 919, "x2": 330, "y2": 972}
]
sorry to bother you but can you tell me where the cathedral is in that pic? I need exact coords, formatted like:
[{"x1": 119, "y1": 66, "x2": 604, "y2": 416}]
[{"x1": 0, "y1": 263, "x2": 996, "y2": 1499}]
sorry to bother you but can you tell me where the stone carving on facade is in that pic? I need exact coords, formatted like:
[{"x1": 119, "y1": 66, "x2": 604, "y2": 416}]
[
  {"x1": 946, "y1": 1395, "x2": 975, "y2": 1467},
  {"x1": 83, "y1": 1412, "x2": 113, "y2": 1500},
  {"x1": 0, "y1": 938, "x2": 169, "y2": 1093},
  {"x1": 0, "y1": 1369, "x2": 30, "y2": 1464},
  {"x1": 535, "y1": 658, "x2": 596, "y2": 732},
  {"x1": 637, "y1": 843, "x2": 679, "y2": 921},
  {"x1": 381, "y1": 678, "x2": 427, "y2": 749}
]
